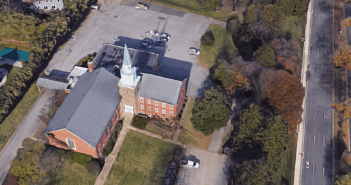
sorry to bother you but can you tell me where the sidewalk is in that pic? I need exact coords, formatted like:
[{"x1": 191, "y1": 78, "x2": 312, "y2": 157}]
[{"x1": 293, "y1": 0, "x2": 314, "y2": 184}]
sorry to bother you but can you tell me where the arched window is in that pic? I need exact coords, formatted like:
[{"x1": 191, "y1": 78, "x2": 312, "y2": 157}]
[{"x1": 66, "y1": 138, "x2": 76, "y2": 150}]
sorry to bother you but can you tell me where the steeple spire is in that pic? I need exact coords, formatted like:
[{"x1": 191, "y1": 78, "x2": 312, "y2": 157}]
[{"x1": 123, "y1": 43, "x2": 132, "y2": 66}]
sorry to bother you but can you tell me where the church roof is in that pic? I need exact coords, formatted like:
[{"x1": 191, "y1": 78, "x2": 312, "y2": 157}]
[
  {"x1": 44, "y1": 68, "x2": 122, "y2": 147},
  {"x1": 123, "y1": 43, "x2": 132, "y2": 66},
  {"x1": 138, "y1": 71, "x2": 185, "y2": 105}
]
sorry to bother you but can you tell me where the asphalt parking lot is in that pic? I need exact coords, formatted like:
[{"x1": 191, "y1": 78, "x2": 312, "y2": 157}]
[
  {"x1": 46, "y1": 0, "x2": 213, "y2": 97},
  {"x1": 176, "y1": 147, "x2": 232, "y2": 185}
]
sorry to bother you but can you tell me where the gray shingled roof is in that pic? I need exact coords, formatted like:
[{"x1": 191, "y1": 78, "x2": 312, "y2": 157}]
[
  {"x1": 44, "y1": 68, "x2": 121, "y2": 147},
  {"x1": 36, "y1": 75, "x2": 69, "y2": 90},
  {"x1": 138, "y1": 72, "x2": 184, "y2": 105}
]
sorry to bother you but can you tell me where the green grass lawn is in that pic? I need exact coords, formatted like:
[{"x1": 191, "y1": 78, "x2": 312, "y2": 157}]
[
  {"x1": 145, "y1": 124, "x2": 165, "y2": 137},
  {"x1": 0, "y1": 44, "x2": 31, "y2": 52},
  {"x1": 274, "y1": 133, "x2": 296, "y2": 185},
  {"x1": 177, "y1": 98, "x2": 212, "y2": 150},
  {"x1": 198, "y1": 24, "x2": 237, "y2": 69},
  {"x1": 60, "y1": 161, "x2": 97, "y2": 185},
  {"x1": 142, "y1": 0, "x2": 233, "y2": 22},
  {"x1": 2, "y1": 66, "x2": 20, "y2": 89},
  {"x1": 105, "y1": 130, "x2": 176, "y2": 185},
  {"x1": 0, "y1": 82, "x2": 40, "y2": 151}
]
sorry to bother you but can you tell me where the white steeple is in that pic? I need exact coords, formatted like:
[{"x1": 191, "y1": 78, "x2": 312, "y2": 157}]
[{"x1": 119, "y1": 44, "x2": 138, "y2": 87}]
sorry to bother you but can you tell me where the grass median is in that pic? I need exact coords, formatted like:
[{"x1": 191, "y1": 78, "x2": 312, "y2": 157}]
[
  {"x1": 105, "y1": 130, "x2": 176, "y2": 185},
  {"x1": 177, "y1": 98, "x2": 212, "y2": 150},
  {"x1": 0, "y1": 82, "x2": 40, "y2": 151}
]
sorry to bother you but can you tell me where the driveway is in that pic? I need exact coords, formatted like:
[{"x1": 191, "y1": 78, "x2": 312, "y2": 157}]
[
  {"x1": 0, "y1": 90, "x2": 54, "y2": 184},
  {"x1": 177, "y1": 147, "x2": 232, "y2": 185},
  {"x1": 46, "y1": 0, "x2": 213, "y2": 97}
]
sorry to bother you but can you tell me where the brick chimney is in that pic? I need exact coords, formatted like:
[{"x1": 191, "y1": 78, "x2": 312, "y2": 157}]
[{"x1": 87, "y1": 61, "x2": 94, "y2": 72}]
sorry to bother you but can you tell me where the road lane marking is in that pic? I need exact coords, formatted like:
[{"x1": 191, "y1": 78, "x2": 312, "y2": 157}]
[
  {"x1": 315, "y1": 87, "x2": 318, "y2": 92},
  {"x1": 323, "y1": 167, "x2": 325, "y2": 176},
  {"x1": 314, "y1": 136, "x2": 316, "y2": 143},
  {"x1": 315, "y1": 110, "x2": 317, "y2": 117},
  {"x1": 323, "y1": 138, "x2": 325, "y2": 145},
  {"x1": 313, "y1": 165, "x2": 315, "y2": 173}
]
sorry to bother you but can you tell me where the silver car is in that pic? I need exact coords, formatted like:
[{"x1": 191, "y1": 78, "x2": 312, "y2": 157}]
[
  {"x1": 180, "y1": 160, "x2": 200, "y2": 168},
  {"x1": 188, "y1": 48, "x2": 200, "y2": 55}
]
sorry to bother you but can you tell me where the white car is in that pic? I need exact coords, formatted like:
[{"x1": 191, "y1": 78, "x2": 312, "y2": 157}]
[
  {"x1": 146, "y1": 30, "x2": 159, "y2": 36},
  {"x1": 160, "y1": 33, "x2": 171, "y2": 39},
  {"x1": 135, "y1": 3, "x2": 148, "y2": 10},
  {"x1": 180, "y1": 160, "x2": 200, "y2": 168},
  {"x1": 188, "y1": 48, "x2": 200, "y2": 55}
]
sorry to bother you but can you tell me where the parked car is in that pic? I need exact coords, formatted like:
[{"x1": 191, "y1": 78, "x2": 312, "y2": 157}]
[
  {"x1": 157, "y1": 37, "x2": 169, "y2": 42},
  {"x1": 140, "y1": 38, "x2": 154, "y2": 49},
  {"x1": 146, "y1": 30, "x2": 159, "y2": 36},
  {"x1": 135, "y1": 3, "x2": 148, "y2": 10},
  {"x1": 69, "y1": 37, "x2": 75, "y2": 40},
  {"x1": 180, "y1": 160, "x2": 199, "y2": 168},
  {"x1": 155, "y1": 40, "x2": 166, "y2": 47},
  {"x1": 160, "y1": 33, "x2": 171, "y2": 39},
  {"x1": 188, "y1": 47, "x2": 200, "y2": 55},
  {"x1": 91, "y1": 5, "x2": 99, "y2": 10}
]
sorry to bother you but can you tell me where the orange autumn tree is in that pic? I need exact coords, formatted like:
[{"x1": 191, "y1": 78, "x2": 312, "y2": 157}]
[{"x1": 264, "y1": 70, "x2": 304, "y2": 130}]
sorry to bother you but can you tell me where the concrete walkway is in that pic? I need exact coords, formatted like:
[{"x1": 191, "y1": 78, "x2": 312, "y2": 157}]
[
  {"x1": 208, "y1": 115, "x2": 232, "y2": 152},
  {"x1": 293, "y1": 0, "x2": 314, "y2": 184},
  {"x1": 0, "y1": 90, "x2": 54, "y2": 184},
  {"x1": 94, "y1": 114, "x2": 133, "y2": 185}
]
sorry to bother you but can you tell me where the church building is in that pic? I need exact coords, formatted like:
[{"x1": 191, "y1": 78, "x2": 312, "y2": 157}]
[{"x1": 44, "y1": 44, "x2": 187, "y2": 158}]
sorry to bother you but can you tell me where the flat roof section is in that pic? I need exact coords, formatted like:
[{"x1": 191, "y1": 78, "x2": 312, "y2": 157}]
[
  {"x1": 92, "y1": 44, "x2": 158, "y2": 76},
  {"x1": 66, "y1": 66, "x2": 88, "y2": 91}
]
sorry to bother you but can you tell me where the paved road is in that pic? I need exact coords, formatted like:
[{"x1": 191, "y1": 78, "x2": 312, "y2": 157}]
[
  {"x1": 301, "y1": 0, "x2": 334, "y2": 184},
  {"x1": 0, "y1": 90, "x2": 54, "y2": 184},
  {"x1": 176, "y1": 147, "x2": 232, "y2": 185}
]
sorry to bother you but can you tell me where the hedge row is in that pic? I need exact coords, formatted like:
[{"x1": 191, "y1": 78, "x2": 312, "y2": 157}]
[{"x1": 102, "y1": 120, "x2": 123, "y2": 157}]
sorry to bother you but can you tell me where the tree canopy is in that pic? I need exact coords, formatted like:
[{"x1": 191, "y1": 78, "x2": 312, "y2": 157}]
[
  {"x1": 336, "y1": 173, "x2": 351, "y2": 185},
  {"x1": 197, "y1": 0, "x2": 220, "y2": 11},
  {"x1": 232, "y1": 160, "x2": 272, "y2": 185},
  {"x1": 256, "y1": 43, "x2": 276, "y2": 67},
  {"x1": 264, "y1": 70, "x2": 304, "y2": 130},
  {"x1": 201, "y1": 30, "x2": 215, "y2": 47},
  {"x1": 244, "y1": 4, "x2": 258, "y2": 23},
  {"x1": 276, "y1": 0, "x2": 308, "y2": 17},
  {"x1": 191, "y1": 87, "x2": 231, "y2": 136},
  {"x1": 226, "y1": 19, "x2": 240, "y2": 36},
  {"x1": 263, "y1": 4, "x2": 285, "y2": 35}
]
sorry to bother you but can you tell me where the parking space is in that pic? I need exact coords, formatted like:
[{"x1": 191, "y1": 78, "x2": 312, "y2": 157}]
[
  {"x1": 46, "y1": 0, "x2": 212, "y2": 97},
  {"x1": 177, "y1": 147, "x2": 232, "y2": 185}
]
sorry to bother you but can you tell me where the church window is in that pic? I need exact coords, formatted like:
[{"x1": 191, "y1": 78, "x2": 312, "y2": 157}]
[
  {"x1": 162, "y1": 103, "x2": 166, "y2": 108},
  {"x1": 115, "y1": 110, "x2": 118, "y2": 121},
  {"x1": 141, "y1": 105, "x2": 144, "y2": 109},
  {"x1": 155, "y1": 101, "x2": 158, "y2": 106},
  {"x1": 105, "y1": 128, "x2": 109, "y2": 138},
  {"x1": 140, "y1": 97, "x2": 144, "y2": 102},
  {"x1": 148, "y1": 99, "x2": 151, "y2": 104},
  {"x1": 170, "y1": 105, "x2": 173, "y2": 109},
  {"x1": 155, "y1": 108, "x2": 158, "y2": 112},
  {"x1": 110, "y1": 119, "x2": 113, "y2": 129},
  {"x1": 162, "y1": 110, "x2": 166, "y2": 114},
  {"x1": 66, "y1": 138, "x2": 76, "y2": 150}
]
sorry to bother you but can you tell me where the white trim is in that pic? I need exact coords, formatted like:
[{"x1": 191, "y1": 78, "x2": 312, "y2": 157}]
[
  {"x1": 148, "y1": 107, "x2": 151, "y2": 111},
  {"x1": 66, "y1": 137, "x2": 77, "y2": 150},
  {"x1": 140, "y1": 97, "x2": 144, "y2": 102},
  {"x1": 148, "y1": 99, "x2": 151, "y2": 104},
  {"x1": 170, "y1": 111, "x2": 173, "y2": 116},
  {"x1": 155, "y1": 108, "x2": 158, "y2": 112},
  {"x1": 170, "y1": 105, "x2": 173, "y2": 109},
  {"x1": 162, "y1": 110, "x2": 166, "y2": 114},
  {"x1": 162, "y1": 117, "x2": 166, "y2": 120},
  {"x1": 155, "y1": 101, "x2": 158, "y2": 106},
  {"x1": 162, "y1": 103, "x2": 166, "y2": 107},
  {"x1": 141, "y1": 111, "x2": 144, "y2": 114},
  {"x1": 148, "y1": 113, "x2": 151, "y2": 117},
  {"x1": 141, "y1": 105, "x2": 144, "y2": 109}
]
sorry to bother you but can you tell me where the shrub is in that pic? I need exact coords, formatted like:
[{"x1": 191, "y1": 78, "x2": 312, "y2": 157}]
[
  {"x1": 85, "y1": 160, "x2": 102, "y2": 176},
  {"x1": 244, "y1": 4, "x2": 257, "y2": 23},
  {"x1": 197, "y1": 0, "x2": 220, "y2": 11},
  {"x1": 276, "y1": 0, "x2": 307, "y2": 17},
  {"x1": 76, "y1": 54, "x2": 96, "y2": 67},
  {"x1": 201, "y1": 31, "x2": 215, "y2": 47},
  {"x1": 226, "y1": 19, "x2": 240, "y2": 35},
  {"x1": 256, "y1": 43, "x2": 276, "y2": 67},
  {"x1": 131, "y1": 115, "x2": 148, "y2": 130},
  {"x1": 71, "y1": 152, "x2": 92, "y2": 166}
]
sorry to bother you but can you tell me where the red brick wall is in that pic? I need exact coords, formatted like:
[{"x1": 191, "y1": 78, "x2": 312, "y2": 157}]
[
  {"x1": 137, "y1": 78, "x2": 187, "y2": 119},
  {"x1": 47, "y1": 101, "x2": 123, "y2": 158}
]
